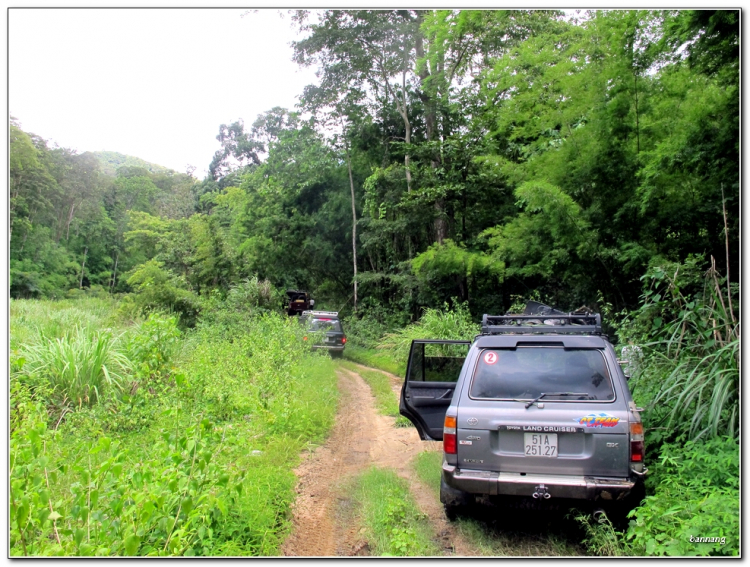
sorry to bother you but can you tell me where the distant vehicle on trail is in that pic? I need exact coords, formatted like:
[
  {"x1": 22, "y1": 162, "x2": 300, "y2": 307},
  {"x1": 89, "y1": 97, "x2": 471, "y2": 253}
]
[
  {"x1": 285, "y1": 290, "x2": 314, "y2": 316},
  {"x1": 299, "y1": 310, "x2": 347, "y2": 357}
]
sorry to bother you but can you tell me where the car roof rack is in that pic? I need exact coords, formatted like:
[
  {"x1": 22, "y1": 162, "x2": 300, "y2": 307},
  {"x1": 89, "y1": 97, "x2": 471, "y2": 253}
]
[
  {"x1": 481, "y1": 312, "x2": 602, "y2": 335},
  {"x1": 302, "y1": 310, "x2": 339, "y2": 318}
]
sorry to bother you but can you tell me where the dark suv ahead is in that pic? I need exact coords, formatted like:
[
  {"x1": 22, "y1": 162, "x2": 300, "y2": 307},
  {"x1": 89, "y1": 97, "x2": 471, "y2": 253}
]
[
  {"x1": 399, "y1": 306, "x2": 646, "y2": 520},
  {"x1": 300, "y1": 310, "x2": 346, "y2": 357}
]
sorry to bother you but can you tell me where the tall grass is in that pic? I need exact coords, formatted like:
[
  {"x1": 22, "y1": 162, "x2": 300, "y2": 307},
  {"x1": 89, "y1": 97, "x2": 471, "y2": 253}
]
[
  {"x1": 622, "y1": 256, "x2": 739, "y2": 441},
  {"x1": 10, "y1": 297, "x2": 123, "y2": 350},
  {"x1": 614, "y1": 257, "x2": 739, "y2": 557},
  {"x1": 378, "y1": 301, "x2": 480, "y2": 365},
  {"x1": 20, "y1": 326, "x2": 131, "y2": 407},
  {"x1": 10, "y1": 299, "x2": 340, "y2": 556}
]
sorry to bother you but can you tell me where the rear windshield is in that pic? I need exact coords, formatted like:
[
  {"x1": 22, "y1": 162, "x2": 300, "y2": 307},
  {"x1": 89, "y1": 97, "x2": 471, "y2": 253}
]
[
  {"x1": 470, "y1": 347, "x2": 614, "y2": 401},
  {"x1": 310, "y1": 318, "x2": 343, "y2": 332}
]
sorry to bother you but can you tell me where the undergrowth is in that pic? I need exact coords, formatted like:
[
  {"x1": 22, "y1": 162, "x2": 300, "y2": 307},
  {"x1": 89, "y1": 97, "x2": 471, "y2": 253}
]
[
  {"x1": 377, "y1": 300, "x2": 479, "y2": 364},
  {"x1": 353, "y1": 467, "x2": 439, "y2": 556},
  {"x1": 10, "y1": 298, "x2": 339, "y2": 556},
  {"x1": 343, "y1": 344, "x2": 403, "y2": 376}
]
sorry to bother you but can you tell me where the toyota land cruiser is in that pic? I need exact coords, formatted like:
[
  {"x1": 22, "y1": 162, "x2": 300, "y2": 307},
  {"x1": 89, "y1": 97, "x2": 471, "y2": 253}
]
[
  {"x1": 300, "y1": 310, "x2": 347, "y2": 357},
  {"x1": 399, "y1": 306, "x2": 646, "y2": 520}
]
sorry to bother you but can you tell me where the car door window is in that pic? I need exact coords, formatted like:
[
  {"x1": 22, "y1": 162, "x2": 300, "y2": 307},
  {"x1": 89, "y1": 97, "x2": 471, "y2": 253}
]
[{"x1": 408, "y1": 342, "x2": 469, "y2": 383}]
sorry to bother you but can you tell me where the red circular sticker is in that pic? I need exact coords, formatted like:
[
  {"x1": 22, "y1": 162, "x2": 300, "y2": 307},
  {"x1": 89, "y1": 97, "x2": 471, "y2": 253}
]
[{"x1": 484, "y1": 351, "x2": 498, "y2": 365}]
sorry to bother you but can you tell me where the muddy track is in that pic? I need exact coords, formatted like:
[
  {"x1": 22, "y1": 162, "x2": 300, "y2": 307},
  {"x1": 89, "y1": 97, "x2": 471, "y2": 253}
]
[{"x1": 280, "y1": 364, "x2": 480, "y2": 557}]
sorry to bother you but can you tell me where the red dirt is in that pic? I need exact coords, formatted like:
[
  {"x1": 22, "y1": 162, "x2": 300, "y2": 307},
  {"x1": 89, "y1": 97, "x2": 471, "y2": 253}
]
[{"x1": 280, "y1": 364, "x2": 480, "y2": 557}]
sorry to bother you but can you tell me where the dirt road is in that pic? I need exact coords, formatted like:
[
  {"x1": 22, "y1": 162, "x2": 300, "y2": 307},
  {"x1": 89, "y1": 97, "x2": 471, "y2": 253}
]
[{"x1": 280, "y1": 363, "x2": 481, "y2": 557}]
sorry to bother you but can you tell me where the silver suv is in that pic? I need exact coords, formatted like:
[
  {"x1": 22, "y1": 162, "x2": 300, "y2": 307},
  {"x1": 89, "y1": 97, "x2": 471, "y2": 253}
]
[
  {"x1": 300, "y1": 310, "x2": 347, "y2": 357},
  {"x1": 399, "y1": 306, "x2": 646, "y2": 520}
]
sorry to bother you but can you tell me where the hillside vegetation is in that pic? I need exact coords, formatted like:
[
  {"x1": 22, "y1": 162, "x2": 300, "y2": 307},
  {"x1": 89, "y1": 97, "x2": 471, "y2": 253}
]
[{"x1": 92, "y1": 151, "x2": 174, "y2": 177}]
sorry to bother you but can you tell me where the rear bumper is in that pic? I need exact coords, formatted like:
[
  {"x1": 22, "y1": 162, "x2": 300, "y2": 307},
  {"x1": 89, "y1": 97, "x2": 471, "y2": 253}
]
[
  {"x1": 443, "y1": 462, "x2": 636, "y2": 501},
  {"x1": 312, "y1": 344, "x2": 345, "y2": 352}
]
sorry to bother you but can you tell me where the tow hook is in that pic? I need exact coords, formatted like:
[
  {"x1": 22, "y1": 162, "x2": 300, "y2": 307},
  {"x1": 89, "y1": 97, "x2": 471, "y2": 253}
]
[
  {"x1": 532, "y1": 484, "x2": 551, "y2": 499},
  {"x1": 630, "y1": 466, "x2": 649, "y2": 477}
]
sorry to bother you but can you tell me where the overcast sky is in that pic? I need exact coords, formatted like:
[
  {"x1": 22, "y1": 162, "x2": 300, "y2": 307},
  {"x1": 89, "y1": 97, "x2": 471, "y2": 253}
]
[{"x1": 9, "y1": 8, "x2": 319, "y2": 179}]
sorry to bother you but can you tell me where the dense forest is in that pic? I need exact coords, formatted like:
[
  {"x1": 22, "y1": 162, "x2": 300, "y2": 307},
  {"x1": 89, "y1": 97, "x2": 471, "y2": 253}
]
[
  {"x1": 11, "y1": 9, "x2": 738, "y2": 320},
  {"x1": 9, "y1": 9, "x2": 739, "y2": 557}
]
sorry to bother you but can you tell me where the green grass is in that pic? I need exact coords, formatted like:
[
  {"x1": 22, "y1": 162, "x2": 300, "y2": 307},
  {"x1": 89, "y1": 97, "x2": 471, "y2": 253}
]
[
  {"x1": 377, "y1": 302, "x2": 479, "y2": 364},
  {"x1": 10, "y1": 297, "x2": 126, "y2": 351},
  {"x1": 414, "y1": 451, "x2": 443, "y2": 497},
  {"x1": 342, "y1": 344, "x2": 403, "y2": 376},
  {"x1": 352, "y1": 466, "x2": 441, "y2": 556},
  {"x1": 21, "y1": 326, "x2": 131, "y2": 407},
  {"x1": 10, "y1": 300, "x2": 340, "y2": 557}
]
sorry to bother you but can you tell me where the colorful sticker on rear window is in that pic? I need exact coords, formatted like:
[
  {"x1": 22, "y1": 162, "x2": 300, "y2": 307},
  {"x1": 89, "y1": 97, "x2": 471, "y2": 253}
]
[
  {"x1": 575, "y1": 413, "x2": 620, "y2": 428},
  {"x1": 483, "y1": 351, "x2": 498, "y2": 365}
]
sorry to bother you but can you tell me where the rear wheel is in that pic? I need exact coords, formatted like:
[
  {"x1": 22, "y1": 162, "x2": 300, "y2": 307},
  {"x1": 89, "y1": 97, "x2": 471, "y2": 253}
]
[
  {"x1": 606, "y1": 480, "x2": 646, "y2": 529},
  {"x1": 440, "y1": 477, "x2": 473, "y2": 521}
]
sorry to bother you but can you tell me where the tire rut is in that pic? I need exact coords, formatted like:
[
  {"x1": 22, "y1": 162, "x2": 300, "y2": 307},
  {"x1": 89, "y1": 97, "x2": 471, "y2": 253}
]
[{"x1": 281, "y1": 364, "x2": 481, "y2": 557}]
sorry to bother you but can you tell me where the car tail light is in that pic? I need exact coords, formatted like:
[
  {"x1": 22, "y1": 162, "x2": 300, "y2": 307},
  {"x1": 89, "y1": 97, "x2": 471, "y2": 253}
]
[
  {"x1": 444, "y1": 415, "x2": 457, "y2": 455},
  {"x1": 303, "y1": 336, "x2": 308, "y2": 341},
  {"x1": 630, "y1": 421, "x2": 644, "y2": 463},
  {"x1": 342, "y1": 337, "x2": 347, "y2": 344}
]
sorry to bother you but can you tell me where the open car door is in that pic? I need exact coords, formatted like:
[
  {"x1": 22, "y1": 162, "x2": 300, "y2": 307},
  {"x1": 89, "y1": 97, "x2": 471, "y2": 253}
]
[{"x1": 400, "y1": 339, "x2": 471, "y2": 441}]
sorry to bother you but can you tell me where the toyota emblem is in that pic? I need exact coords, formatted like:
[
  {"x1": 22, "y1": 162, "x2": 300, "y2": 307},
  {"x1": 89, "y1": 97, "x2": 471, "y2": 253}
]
[{"x1": 467, "y1": 417, "x2": 478, "y2": 425}]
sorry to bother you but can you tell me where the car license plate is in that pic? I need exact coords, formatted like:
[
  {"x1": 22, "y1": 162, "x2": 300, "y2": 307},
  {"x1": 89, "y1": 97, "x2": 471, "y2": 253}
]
[{"x1": 524, "y1": 433, "x2": 557, "y2": 457}]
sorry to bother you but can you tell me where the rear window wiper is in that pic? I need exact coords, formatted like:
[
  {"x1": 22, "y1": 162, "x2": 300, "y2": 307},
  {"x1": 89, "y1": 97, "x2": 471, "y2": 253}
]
[{"x1": 524, "y1": 392, "x2": 592, "y2": 409}]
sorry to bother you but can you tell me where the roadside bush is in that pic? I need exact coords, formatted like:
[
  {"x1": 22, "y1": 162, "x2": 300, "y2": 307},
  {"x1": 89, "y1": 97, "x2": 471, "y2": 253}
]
[
  {"x1": 125, "y1": 313, "x2": 182, "y2": 383},
  {"x1": 573, "y1": 511, "x2": 626, "y2": 556},
  {"x1": 625, "y1": 436, "x2": 739, "y2": 556},
  {"x1": 123, "y1": 260, "x2": 201, "y2": 328},
  {"x1": 10, "y1": 409, "x2": 250, "y2": 556},
  {"x1": 378, "y1": 300, "x2": 480, "y2": 366},
  {"x1": 612, "y1": 256, "x2": 740, "y2": 557},
  {"x1": 20, "y1": 326, "x2": 131, "y2": 408},
  {"x1": 197, "y1": 277, "x2": 281, "y2": 340},
  {"x1": 342, "y1": 305, "x2": 407, "y2": 349},
  {"x1": 619, "y1": 256, "x2": 739, "y2": 444},
  {"x1": 10, "y1": 296, "x2": 338, "y2": 556},
  {"x1": 182, "y1": 313, "x2": 307, "y2": 422}
]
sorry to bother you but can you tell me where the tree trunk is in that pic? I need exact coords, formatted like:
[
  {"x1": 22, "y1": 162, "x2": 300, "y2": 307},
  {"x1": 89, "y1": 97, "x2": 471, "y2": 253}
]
[
  {"x1": 633, "y1": 72, "x2": 640, "y2": 154},
  {"x1": 79, "y1": 246, "x2": 88, "y2": 289},
  {"x1": 65, "y1": 203, "x2": 77, "y2": 241},
  {"x1": 345, "y1": 141, "x2": 358, "y2": 312},
  {"x1": 414, "y1": 14, "x2": 445, "y2": 244},
  {"x1": 110, "y1": 250, "x2": 119, "y2": 294},
  {"x1": 399, "y1": 67, "x2": 413, "y2": 193}
]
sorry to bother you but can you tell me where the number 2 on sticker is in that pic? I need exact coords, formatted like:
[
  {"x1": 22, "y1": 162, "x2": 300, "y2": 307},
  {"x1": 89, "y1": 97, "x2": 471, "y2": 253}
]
[{"x1": 484, "y1": 351, "x2": 498, "y2": 365}]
